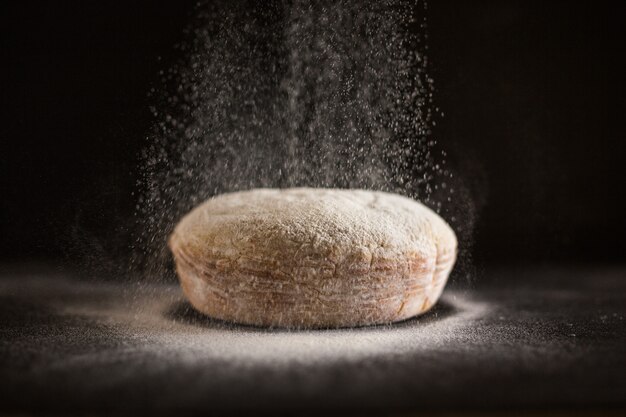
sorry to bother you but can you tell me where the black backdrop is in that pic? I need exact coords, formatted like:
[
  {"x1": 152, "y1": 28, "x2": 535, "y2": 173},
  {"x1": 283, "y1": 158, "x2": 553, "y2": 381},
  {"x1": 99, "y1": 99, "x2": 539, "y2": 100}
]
[{"x1": 1, "y1": 1, "x2": 624, "y2": 266}]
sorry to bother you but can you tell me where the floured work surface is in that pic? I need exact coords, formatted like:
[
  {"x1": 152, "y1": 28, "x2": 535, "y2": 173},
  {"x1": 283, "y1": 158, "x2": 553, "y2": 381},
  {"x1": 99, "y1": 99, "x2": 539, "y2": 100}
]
[{"x1": 0, "y1": 265, "x2": 624, "y2": 415}]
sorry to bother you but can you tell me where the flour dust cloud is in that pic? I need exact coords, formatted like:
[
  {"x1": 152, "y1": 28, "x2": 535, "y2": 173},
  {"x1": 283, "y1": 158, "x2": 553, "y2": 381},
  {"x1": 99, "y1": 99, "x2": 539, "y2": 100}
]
[{"x1": 135, "y1": 0, "x2": 456, "y2": 280}]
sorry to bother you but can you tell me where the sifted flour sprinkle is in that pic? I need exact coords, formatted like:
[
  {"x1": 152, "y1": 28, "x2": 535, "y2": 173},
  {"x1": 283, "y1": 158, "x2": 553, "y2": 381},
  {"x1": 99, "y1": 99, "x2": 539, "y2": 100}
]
[{"x1": 134, "y1": 0, "x2": 454, "y2": 280}]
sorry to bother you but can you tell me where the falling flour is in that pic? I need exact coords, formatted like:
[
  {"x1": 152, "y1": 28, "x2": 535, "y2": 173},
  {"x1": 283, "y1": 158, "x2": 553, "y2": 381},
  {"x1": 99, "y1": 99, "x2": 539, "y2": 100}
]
[{"x1": 134, "y1": 0, "x2": 454, "y2": 280}]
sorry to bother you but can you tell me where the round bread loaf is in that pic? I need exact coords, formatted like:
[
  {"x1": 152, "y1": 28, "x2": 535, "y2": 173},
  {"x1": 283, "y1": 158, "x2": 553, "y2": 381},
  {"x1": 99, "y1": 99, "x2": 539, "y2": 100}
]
[{"x1": 169, "y1": 188, "x2": 457, "y2": 328}]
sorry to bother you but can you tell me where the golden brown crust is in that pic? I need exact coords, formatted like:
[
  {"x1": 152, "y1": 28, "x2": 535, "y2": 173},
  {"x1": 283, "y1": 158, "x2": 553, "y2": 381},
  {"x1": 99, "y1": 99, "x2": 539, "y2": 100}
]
[{"x1": 169, "y1": 188, "x2": 457, "y2": 328}]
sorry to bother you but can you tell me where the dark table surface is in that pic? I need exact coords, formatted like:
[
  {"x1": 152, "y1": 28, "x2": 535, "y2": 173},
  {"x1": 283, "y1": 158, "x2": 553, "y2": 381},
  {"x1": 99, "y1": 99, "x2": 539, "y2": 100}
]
[{"x1": 0, "y1": 264, "x2": 624, "y2": 416}]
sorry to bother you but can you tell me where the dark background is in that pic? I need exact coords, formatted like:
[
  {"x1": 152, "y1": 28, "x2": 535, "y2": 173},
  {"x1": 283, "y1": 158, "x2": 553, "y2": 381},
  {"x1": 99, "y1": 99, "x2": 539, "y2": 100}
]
[{"x1": 1, "y1": 1, "x2": 624, "y2": 267}]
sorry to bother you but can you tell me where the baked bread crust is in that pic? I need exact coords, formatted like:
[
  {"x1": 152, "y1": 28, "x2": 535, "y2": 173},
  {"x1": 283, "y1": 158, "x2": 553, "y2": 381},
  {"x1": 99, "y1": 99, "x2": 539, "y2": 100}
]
[{"x1": 169, "y1": 188, "x2": 457, "y2": 328}]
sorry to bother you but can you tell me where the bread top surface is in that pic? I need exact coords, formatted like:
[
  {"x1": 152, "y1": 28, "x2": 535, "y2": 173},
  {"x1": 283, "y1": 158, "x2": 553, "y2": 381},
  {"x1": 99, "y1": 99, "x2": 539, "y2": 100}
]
[{"x1": 170, "y1": 188, "x2": 456, "y2": 267}]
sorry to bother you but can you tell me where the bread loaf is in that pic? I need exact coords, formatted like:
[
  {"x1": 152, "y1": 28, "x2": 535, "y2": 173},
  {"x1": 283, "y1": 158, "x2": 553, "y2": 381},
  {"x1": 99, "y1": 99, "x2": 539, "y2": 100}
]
[{"x1": 169, "y1": 188, "x2": 456, "y2": 328}]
